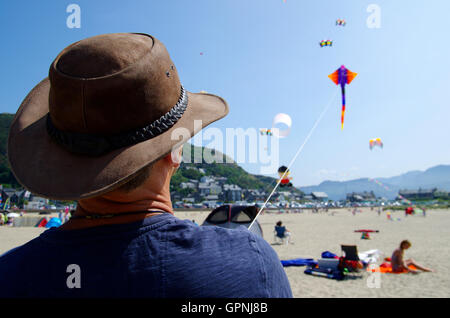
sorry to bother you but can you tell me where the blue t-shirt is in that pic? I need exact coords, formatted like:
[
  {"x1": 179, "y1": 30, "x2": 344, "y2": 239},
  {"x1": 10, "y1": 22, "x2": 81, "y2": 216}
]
[{"x1": 0, "y1": 213, "x2": 292, "y2": 298}]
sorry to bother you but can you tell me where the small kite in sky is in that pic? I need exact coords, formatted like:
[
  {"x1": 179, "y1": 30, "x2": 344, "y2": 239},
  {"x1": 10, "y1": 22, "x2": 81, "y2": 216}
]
[
  {"x1": 369, "y1": 138, "x2": 383, "y2": 150},
  {"x1": 277, "y1": 166, "x2": 293, "y2": 187},
  {"x1": 319, "y1": 40, "x2": 333, "y2": 47},
  {"x1": 336, "y1": 19, "x2": 346, "y2": 26},
  {"x1": 260, "y1": 129, "x2": 273, "y2": 136},
  {"x1": 328, "y1": 65, "x2": 358, "y2": 130}
]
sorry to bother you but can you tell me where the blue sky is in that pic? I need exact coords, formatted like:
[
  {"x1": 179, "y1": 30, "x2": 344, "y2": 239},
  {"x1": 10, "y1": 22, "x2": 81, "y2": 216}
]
[{"x1": 1, "y1": 0, "x2": 449, "y2": 187}]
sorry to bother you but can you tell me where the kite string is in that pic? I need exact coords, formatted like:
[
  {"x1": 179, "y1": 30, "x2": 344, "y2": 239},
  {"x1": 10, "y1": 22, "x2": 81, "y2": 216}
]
[
  {"x1": 368, "y1": 178, "x2": 412, "y2": 205},
  {"x1": 249, "y1": 89, "x2": 339, "y2": 229}
]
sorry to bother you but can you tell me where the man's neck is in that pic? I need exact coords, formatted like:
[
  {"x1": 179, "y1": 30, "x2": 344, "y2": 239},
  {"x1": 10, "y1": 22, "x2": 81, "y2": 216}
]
[
  {"x1": 61, "y1": 184, "x2": 174, "y2": 230},
  {"x1": 60, "y1": 156, "x2": 179, "y2": 230}
]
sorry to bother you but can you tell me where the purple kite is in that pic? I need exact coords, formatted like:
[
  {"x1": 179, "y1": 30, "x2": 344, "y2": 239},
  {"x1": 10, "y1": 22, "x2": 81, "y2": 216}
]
[{"x1": 328, "y1": 65, "x2": 358, "y2": 130}]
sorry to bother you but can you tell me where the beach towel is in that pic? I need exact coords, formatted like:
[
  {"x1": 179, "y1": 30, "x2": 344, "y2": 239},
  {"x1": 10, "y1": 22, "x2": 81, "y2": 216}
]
[
  {"x1": 281, "y1": 258, "x2": 318, "y2": 267},
  {"x1": 367, "y1": 262, "x2": 417, "y2": 274}
]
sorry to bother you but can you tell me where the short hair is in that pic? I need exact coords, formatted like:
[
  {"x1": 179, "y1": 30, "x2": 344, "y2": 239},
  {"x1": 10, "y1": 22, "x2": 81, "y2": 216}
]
[
  {"x1": 400, "y1": 240, "x2": 411, "y2": 248},
  {"x1": 116, "y1": 163, "x2": 153, "y2": 193},
  {"x1": 276, "y1": 221, "x2": 282, "y2": 226}
]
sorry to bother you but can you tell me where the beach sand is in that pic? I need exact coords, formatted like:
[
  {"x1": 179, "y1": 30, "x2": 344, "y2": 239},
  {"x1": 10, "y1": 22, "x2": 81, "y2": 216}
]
[{"x1": 1, "y1": 208, "x2": 449, "y2": 298}]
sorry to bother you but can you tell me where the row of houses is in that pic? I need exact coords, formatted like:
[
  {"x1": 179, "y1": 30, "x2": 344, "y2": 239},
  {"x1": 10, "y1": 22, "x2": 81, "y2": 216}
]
[
  {"x1": 346, "y1": 188, "x2": 450, "y2": 202},
  {"x1": 176, "y1": 176, "x2": 242, "y2": 202},
  {"x1": 175, "y1": 176, "x2": 276, "y2": 203},
  {"x1": 398, "y1": 188, "x2": 449, "y2": 200},
  {"x1": 173, "y1": 175, "x2": 306, "y2": 204},
  {"x1": 4, "y1": 180, "x2": 447, "y2": 211},
  {"x1": 0, "y1": 185, "x2": 51, "y2": 209}
]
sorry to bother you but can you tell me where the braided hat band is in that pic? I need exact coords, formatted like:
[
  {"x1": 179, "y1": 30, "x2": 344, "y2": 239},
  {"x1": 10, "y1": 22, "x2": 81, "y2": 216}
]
[{"x1": 46, "y1": 85, "x2": 188, "y2": 156}]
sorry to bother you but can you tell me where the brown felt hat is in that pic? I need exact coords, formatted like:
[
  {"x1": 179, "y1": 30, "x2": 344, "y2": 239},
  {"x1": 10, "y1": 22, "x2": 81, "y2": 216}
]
[{"x1": 7, "y1": 33, "x2": 228, "y2": 200}]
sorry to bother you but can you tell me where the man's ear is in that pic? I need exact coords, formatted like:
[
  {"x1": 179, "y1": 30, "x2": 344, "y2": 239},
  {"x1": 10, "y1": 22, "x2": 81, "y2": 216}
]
[{"x1": 167, "y1": 145, "x2": 183, "y2": 167}]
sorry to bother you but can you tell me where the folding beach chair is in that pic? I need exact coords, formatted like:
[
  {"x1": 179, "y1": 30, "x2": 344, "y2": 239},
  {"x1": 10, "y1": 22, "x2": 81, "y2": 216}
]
[
  {"x1": 274, "y1": 226, "x2": 291, "y2": 245},
  {"x1": 341, "y1": 245, "x2": 360, "y2": 261},
  {"x1": 340, "y1": 245, "x2": 364, "y2": 272}
]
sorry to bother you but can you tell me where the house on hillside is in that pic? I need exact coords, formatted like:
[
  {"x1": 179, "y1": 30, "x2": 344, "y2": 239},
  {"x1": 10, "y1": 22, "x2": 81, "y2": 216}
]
[
  {"x1": 214, "y1": 177, "x2": 228, "y2": 186},
  {"x1": 221, "y1": 184, "x2": 242, "y2": 202},
  {"x1": 242, "y1": 189, "x2": 267, "y2": 202},
  {"x1": 180, "y1": 182, "x2": 196, "y2": 189},
  {"x1": 209, "y1": 184, "x2": 222, "y2": 196},
  {"x1": 347, "y1": 191, "x2": 376, "y2": 202},
  {"x1": 200, "y1": 176, "x2": 215, "y2": 184},
  {"x1": 204, "y1": 194, "x2": 219, "y2": 203},
  {"x1": 311, "y1": 192, "x2": 328, "y2": 201}
]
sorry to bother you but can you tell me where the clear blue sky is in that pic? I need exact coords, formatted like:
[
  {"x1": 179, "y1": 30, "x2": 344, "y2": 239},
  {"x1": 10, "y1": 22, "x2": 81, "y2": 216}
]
[{"x1": 1, "y1": 0, "x2": 449, "y2": 187}]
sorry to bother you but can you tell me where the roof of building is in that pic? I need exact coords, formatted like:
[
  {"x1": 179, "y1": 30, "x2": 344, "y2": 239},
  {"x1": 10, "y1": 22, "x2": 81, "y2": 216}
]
[
  {"x1": 312, "y1": 192, "x2": 328, "y2": 198},
  {"x1": 399, "y1": 188, "x2": 437, "y2": 195},
  {"x1": 223, "y1": 184, "x2": 242, "y2": 190}
]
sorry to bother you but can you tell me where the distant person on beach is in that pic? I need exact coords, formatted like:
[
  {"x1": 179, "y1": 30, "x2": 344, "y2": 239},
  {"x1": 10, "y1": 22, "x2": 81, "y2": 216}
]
[
  {"x1": 0, "y1": 33, "x2": 291, "y2": 298},
  {"x1": 391, "y1": 240, "x2": 433, "y2": 274},
  {"x1": 275, "y1": 221, "x2": 292, "y2": 244},
  {"x1": 405, "y1": 206, "x2": 414, "y2": 217}
]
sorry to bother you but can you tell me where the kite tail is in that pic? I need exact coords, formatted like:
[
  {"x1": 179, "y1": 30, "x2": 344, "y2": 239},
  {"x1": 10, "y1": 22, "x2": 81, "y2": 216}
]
[{"x1": 341, "y1": 86, "x2": 346, "y2": 130}]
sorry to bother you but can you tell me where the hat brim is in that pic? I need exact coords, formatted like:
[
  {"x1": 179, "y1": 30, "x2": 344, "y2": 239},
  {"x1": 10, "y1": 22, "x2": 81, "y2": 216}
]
[{"x1": 8, "y1": 78, "x2": 229, "y2": 200}]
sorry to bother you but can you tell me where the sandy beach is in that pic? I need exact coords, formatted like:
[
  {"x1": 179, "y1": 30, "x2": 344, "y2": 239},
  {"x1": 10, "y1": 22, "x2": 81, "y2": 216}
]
[{"x1": 1, "y1": 208, "x2": 449, "y2": 298}]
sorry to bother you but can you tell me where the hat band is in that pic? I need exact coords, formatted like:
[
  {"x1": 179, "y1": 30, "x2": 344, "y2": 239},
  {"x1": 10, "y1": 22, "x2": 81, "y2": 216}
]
[{"x1": 46, "y1": 86, "x2": 188, "y2": 156}]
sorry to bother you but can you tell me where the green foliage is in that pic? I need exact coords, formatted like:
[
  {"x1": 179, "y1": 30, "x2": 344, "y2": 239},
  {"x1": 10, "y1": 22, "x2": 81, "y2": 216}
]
[
  {"x1": 0, "y1": 113, "x2": 15, "y2": 155},
  {"x1": 0, "y1": 114, "x2": 20, "y2": 188},
  {"x1": 180, "y1": 168, "x2": 204, "y2": 180}
]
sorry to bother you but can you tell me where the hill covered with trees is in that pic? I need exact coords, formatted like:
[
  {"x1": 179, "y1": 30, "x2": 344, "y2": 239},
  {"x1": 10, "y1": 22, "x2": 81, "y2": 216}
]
[{"x1": 0, "y1": 113, "x2": 20, "y2": 188}]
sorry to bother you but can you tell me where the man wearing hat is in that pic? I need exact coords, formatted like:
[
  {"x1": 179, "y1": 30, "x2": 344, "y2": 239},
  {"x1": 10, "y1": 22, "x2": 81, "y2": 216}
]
[{"x1": 0, "y1": 33, "x2": 292, "y2": 297}]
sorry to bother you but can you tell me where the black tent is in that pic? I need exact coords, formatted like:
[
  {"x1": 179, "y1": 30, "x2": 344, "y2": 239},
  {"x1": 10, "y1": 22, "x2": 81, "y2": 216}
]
[{"x1": 202, "y1": 205, "x2": 263, "y2": 238}]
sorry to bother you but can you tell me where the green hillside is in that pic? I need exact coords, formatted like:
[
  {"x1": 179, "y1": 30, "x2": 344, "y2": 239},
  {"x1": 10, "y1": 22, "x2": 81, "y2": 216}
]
[
  {"x1": 171, "y1": 143, "x2": 284, "y2": 194},
  {"x1": 0, "y1": 113, "x2": 20, "y2": 188}
]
